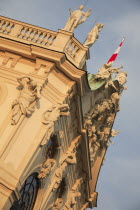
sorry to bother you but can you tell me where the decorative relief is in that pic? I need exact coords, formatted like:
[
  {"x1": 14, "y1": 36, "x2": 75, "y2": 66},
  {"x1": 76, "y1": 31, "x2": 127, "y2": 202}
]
[
  {"x1": 53, "y1": 138, "x2": 80, "y2": 191},
  {"x1": 63, "y1": 178, "x2": 83, "y2": 210},
  {"x1": 38, "y1": 158, "x2": 56, "y2": 179},
  {"x1": 84, "y1": 23, "x2": 104, "y2": 48},
  {"x1": 84, "y1": 91, "x2": 122, "y2": 164},
  {"x1": 42, "y1": 104, "x2": 70, "y2": 143},
  {"x1": 11, "y1": 77, "x2": 41, "y2": 125},
  {"x1": 63, "y1": 5, "x2": 91, "y2": 32}
]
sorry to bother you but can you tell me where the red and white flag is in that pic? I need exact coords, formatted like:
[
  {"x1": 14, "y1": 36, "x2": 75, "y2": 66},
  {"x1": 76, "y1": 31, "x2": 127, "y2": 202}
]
[{"x1": 107, "y1": 37, "x2": 125, "y2": 64}]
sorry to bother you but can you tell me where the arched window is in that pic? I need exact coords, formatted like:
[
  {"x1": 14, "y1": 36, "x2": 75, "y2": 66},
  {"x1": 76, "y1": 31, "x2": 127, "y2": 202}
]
[{"x1": 10, "y1": 173, "x2": 39, "y2": 210}]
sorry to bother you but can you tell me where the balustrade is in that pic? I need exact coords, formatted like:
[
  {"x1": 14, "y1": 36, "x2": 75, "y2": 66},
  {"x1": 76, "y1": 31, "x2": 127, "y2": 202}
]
[
  {"x1": 17, "y1": 26, "x2": 56, "y2": 46},
  {"x1": 0, "y1": 19, "x2": 14, "y2": 34}
]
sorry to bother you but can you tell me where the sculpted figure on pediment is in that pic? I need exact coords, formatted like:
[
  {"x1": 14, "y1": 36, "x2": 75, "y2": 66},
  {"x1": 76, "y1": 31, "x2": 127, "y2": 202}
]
[
  {"x1": 11, "y1": 77, "x2": 41, "y2": 125},
  {"x1": 95, "y1": 62, "x2": 123, "y2": 80},
  {"x1": 84, "y1": 23, "x2": 104, "y2": 47},
  {"x1": 63, "y1": 5, "x2": 91, "y2": 32},
  {"x1": 38, "y1": 158, "x2": 56, "y2": 179}
]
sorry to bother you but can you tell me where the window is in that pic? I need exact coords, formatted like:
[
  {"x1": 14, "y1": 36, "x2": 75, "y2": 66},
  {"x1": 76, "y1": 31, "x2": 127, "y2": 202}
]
[{"x1": 10, "y1": 173, "x2": 39, "y2": 210}]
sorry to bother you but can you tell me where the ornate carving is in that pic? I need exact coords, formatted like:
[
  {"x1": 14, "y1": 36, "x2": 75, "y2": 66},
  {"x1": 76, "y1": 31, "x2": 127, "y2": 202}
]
[
  {"x1": 42, "y1": 104, "x2": 70, "y2": 125},
  {"x1": 63, "y1": 178, "x2": 82, "y2": 210},
  {"x1": 84, "y1": 23, "x2": 104, "y2": 47},
  {"x1": 63, "y1": 5, "x2": 91, "y2": 32},
  {"x1": 42, "y1": 104, "x2": 70, "y2": 143},
  {"x1": 95, "y1": 62, "x2": 123, "y2": 80},
  {"x1": 11, "y1": 77, "x2": 41, "y2": 125},
  {"x1": 38, "y1": 158, "x2": 56, "y2": 179},
  {"x1": 53, "y1": 138, "x2": 80, "y2": 191},
  {"x1": 53, "y1": 163, "x2": 67, "y2": 191},
  {"x1": 51, "y1": 198, "x2": 63, "y2": 210}
]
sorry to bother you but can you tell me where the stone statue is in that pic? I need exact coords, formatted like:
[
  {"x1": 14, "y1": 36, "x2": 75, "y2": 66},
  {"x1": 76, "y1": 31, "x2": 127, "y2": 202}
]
[
  {"x1": 11, "y1": 77, "x2": 41, "y2": 125},
  {"x1": 63, "y1": 5, "x2": 92, "y2": 32},
  {"x1": 115, "y1": 71, "x2": 127, "y2": 87},
  {"x1": 95, "y1": 62, "x2": 123, "y2": 80},
  {"x1": 38, "y1": 159, "x2": 56, "y2": 179},
  {"x1": 84, "y1": 23, "x2": 104, "y2": 47}
]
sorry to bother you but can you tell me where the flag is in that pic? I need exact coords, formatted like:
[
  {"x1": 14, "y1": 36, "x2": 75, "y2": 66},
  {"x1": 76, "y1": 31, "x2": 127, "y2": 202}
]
[{"x1": 107, "y1": 37, "x2": 125, "y2": 64}]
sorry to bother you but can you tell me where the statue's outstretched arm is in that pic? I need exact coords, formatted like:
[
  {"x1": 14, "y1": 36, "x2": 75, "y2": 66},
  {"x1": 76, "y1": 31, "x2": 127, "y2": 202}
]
[
  {"x1": 110, "y1": 65, "x2": 123, "y2": 73},
  {"x1": 76, "y1": 9, "x2": 92, "y2": 27}
]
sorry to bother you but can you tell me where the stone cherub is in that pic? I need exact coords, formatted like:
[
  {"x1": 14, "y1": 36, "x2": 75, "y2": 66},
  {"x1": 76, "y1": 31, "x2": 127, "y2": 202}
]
[
  {"x1": 84, "y1": 22, "x2": 104, "y2": 47},
  {"x1": 11, "y1": 76, "x2": 41, "y2": 125},
  {"x1": 95, "y1": 62, "x2": 123, "y2": 80},
  {"x1": 63, "y1": 5, "x2": 92, "y2": 32}
]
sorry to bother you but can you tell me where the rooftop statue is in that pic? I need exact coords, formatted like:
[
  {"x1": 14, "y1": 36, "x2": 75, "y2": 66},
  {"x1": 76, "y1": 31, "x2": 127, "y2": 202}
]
[
  {"x1": 63, "y1": 5, "x2": 91, "y2": 32},
  {"x1": 95, "y1": 62, "x2": 123, "y2": 80},
  {"x1": 84, "y1": 23, "x2": 104, "y2": 47}
]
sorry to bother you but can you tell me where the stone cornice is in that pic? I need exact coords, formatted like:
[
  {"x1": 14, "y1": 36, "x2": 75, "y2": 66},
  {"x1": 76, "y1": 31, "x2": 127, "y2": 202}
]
[
  {"x1": 0, "y1": 16, "x2": 89, "y2": 69},
  {"x1": 0, "y1": 36, "x2": 90, "y2": 96}
]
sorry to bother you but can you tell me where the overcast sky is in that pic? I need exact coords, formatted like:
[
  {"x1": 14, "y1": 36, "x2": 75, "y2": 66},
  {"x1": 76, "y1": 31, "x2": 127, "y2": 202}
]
[{"x1": 0, "y1": 0, "x2": 139, "y2": 209}]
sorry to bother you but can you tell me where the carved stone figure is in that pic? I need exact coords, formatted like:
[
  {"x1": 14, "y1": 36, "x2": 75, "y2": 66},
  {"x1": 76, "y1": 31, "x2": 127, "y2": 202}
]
[
  {"x1": 42, "y1": 104, "x2": 70, "y2": 143},
  {"x1": 115, "y1": 71, "x2": 127, "y2": 87},
  {"x1": 92, "y1": 100, "x2": 112, "y2": 121},
  {"x1": 38, "y1": 159, "x2": 56, "y2": 179},
  {"x1": 53, "y1": 163, "x2": 67, "y2": 191},
  {"x1": 84, "y1": 23, "x2": 104, "y2": 47},
  {"x1": 53, "y1": 138, "x2": 79, "y2": 191},
  {"x1": 95, "y1": 62, "x2": 123, "y2": 80},
  {"x1": 63, "y1": 5, "x2": 91, "y2": 32},
  {"x1": 42, "y1": 104, "x2": 70, "y2": 125},
  {"x1": 11, "y1": 77, "x2": 41, "y2": 125}
]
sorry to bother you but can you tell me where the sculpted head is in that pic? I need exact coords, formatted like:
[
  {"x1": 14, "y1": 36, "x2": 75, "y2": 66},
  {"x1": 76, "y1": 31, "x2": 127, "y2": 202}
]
[
  {"x1": 96, "y1": 23, "x2": 104, "y2": 31},
  {"x1": 79, "y1": 5, "x2": 84, "y2": 10}
]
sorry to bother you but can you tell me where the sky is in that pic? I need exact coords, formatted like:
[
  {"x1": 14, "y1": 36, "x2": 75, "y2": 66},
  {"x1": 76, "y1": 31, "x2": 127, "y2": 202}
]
[{"x1": 0, "y1": 0, "x2": 139, "y2": 209}]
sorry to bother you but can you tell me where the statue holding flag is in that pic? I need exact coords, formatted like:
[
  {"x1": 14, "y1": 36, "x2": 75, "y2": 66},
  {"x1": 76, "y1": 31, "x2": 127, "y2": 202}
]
[{"x1": 63, "y1": 5, "x2": 92, "y2": 32}]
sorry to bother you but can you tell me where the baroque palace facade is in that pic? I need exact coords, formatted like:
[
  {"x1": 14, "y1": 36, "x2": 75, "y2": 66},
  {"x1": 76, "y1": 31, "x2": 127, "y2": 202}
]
[{"x1": 0, "y1": 5, "x2": 127, "y2": 210}]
